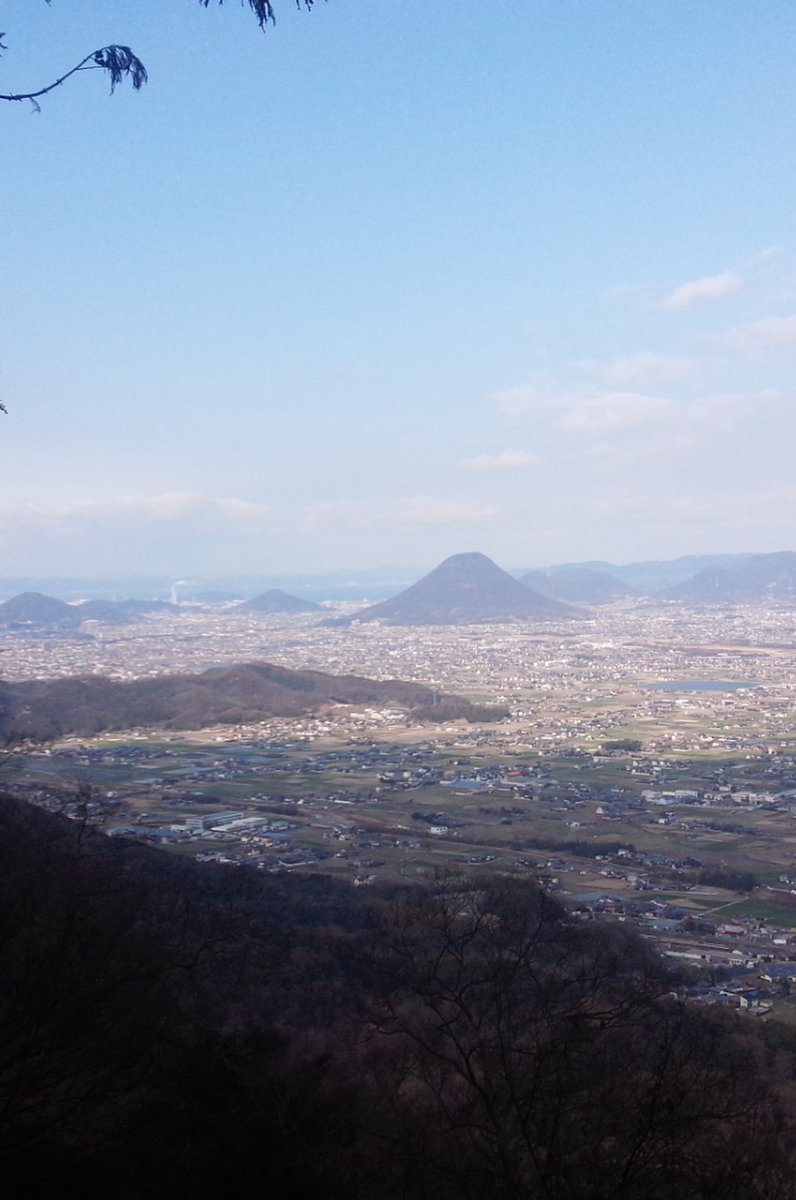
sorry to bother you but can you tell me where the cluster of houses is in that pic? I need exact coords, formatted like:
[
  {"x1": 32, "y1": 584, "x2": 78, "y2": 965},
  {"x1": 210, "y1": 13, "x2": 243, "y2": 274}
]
[{"x1": 569, "y1": 892, "x2": 796, "y2": 1011}]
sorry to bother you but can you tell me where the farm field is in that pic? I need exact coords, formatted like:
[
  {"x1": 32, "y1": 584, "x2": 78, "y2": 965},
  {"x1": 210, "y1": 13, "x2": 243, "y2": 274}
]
[
  {"x1": 8, "y1": 722, "x2": 796, "y2": 924},
  {"x1": 4, "y1": 599, "x2": 796, "y2": 972}
]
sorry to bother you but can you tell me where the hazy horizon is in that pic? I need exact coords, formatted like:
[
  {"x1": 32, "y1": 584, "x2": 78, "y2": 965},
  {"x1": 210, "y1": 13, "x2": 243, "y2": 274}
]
[{"x1": 0, "y1": 544, "x2": 793, "y2": 604}]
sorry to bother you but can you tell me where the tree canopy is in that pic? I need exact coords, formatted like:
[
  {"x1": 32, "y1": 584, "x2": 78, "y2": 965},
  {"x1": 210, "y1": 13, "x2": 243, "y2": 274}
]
[
  {"x1": 2, "y1": 798, "x2": 795, "y2": 1199},
  {"x1": 0, "y1": 1, "x2": 319, "y2": 108}
]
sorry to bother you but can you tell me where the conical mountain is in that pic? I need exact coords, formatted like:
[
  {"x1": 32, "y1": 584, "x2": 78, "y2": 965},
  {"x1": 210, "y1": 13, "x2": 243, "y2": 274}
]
[
  {"x1": 236, "y1": 588, "x2": 321, "y2": 615},
  {"x1": 345, "y1": 552, "x2": 576, "y2": 625}
]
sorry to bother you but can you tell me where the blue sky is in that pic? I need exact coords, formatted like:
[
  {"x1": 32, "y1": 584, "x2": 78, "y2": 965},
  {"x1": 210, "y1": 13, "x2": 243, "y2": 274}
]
[{"x1": 2, "y1": 0, "x2": 796, "y2": 578}]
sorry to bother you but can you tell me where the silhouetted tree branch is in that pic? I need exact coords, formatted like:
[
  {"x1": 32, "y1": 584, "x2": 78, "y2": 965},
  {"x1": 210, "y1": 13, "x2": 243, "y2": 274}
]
[
  {"x1": 0, "y1": 1, "x2": 320, "y2": 109},
  {"x1": 201, "y1": 0, "x2": 319, "y2": 30},
  {"x1": 0, "y1": 46, "x2": 147, "y2": 109}
]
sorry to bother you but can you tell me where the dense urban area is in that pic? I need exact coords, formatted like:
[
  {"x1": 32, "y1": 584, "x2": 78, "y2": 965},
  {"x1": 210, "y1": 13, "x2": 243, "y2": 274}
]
[{"x1": 5, "y1": 594, "x2": 796, "y2": 1018}]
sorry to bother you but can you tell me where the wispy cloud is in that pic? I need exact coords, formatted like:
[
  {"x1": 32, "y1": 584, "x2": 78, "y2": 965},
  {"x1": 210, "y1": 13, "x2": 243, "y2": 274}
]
[
  {"x1": 570, "y1": 387, "x2": 780, "y2": 464},
  {"x1": 661, "y1": 270, "x2": 743, "y2": 310},
  {"x1": 300, "y1": 498, "x2": 371, "y2": 531},
  {"x1": 458, "y1": 449, "x2": 542, "y2": 472},
  {"x1": 561, "y1": 391, "x2": 675, "y2": 433},
  {"x1": 686, "y1": 388, "x2": 781, "y2": 432},
  {"x1": 213, "y1": 497, "x2": 273, "y2": 524},
  {"x1": 724, "y1": 314, "x2": 796, "y2": 351},
  {"x1": 299, "y1": 495, "x2": 499, "y2": 532},
  {"x1": 490, "y1": 384, "x2": 546, "y2": 418},
  {"x1": 394, "y1": 496, "x2": 498, "y2": 527},
  {"x1": 600, "y1": 352, "x2": 693, "y2": 387},
  {"x1": 0, "y1": 492, "x2": 273, "y2": 530}
]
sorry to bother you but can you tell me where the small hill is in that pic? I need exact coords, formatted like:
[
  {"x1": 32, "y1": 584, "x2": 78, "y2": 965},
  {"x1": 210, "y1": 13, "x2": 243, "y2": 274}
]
[
  {"x1": 189, "y1": 589, "x2": 245, "y2": 603},
  {"x1": 0, "y1": 660, "x2": 504, "y2": 741},
  {"x1": 71, "y1": 600, "x2": 135, "y2": 625},
  {"x1": 521, "y1": 567, "x2": 635, "y2": 604},
  {"x1": 236, "y1": 589, "x2": 321, "y2": 615},
  {"x1": 660, "y1": 551, "x2": 796, "y2": 603},
  {"x1": 338, "y1": 552, "x2": 576, "y2": 626},
  {"x1": 0, "y1": 594, "x2": 181, "y2": 628},
  {"x1": 0, "y1": 591, "x2": 81, "y2": 626}
]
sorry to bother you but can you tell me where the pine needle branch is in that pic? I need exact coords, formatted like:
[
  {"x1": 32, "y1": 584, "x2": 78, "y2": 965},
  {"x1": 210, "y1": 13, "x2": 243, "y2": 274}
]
[
  {"x1": 200, "y1": 1, "x2": 319, "y2": 30},
  {"x1": 0, "y1": 45, "x2": 148, "y2": 105}
]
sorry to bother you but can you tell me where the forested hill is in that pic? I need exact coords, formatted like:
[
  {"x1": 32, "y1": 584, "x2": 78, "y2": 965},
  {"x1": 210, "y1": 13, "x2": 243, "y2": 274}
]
[
  {"x1": 0, "y1": 660, "x2": 503, "y2": 741},
  {"x1": 2, "y1": 792, "x2": 794, "y2": 1199}
]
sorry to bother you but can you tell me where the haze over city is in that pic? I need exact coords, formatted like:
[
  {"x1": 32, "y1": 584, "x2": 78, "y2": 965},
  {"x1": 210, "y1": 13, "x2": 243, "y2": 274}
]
[{"x1": 3, "y1": 1, "x2": 796, "y2": 578}]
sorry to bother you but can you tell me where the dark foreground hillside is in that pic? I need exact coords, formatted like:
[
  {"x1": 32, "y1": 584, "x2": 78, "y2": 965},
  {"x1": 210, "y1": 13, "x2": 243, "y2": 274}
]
[{"x1": 1, "y1": 794, "x2": 794, "y2": 1199}]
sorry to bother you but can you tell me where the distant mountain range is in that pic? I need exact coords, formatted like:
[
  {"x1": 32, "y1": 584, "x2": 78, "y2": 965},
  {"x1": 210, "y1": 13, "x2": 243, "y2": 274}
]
[
  {"x1": 520, "y1": 567, "x2": 637, "y2": 605},
  {"x1": 0, "y1": 661, "x2": 503, "y2": 741},
  {"x1": 657, "y1": 552, "x2": 796, "y2": 603},
  {"x1": 334, "y1": 553, "x2": 577, "y2": 626},
  {"x1": 552, "y1": 554, "x2": 749, "y2": 593},
  {"x1": 4, "y1": 551, "x2": 796, "y2": 620},
  {"x1": 544, "y1": 551, "x2": 796, "y2": 604}
]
